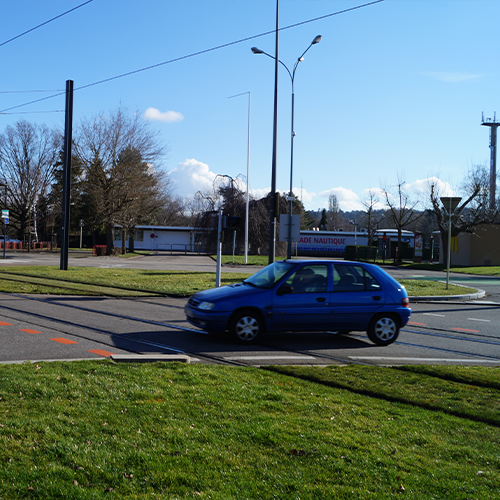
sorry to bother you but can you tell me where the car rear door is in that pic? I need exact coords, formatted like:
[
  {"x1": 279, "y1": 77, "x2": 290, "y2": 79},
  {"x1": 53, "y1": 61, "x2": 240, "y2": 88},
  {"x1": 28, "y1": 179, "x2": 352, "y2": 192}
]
[
  {"x1": 329, "y1": 264, "x2": 385, "y2": 330},
  {"x1": 271, "y1": 263, "x2": 331, "y2": 331}
]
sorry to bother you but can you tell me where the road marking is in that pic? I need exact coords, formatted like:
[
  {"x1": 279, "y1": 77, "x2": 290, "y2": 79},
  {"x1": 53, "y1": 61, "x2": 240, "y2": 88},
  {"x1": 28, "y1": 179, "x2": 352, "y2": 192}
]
[
  {"x1": 19, "y1": 328, "x2": 42, "y2": 334},
  {"x1": 467, "y1": 318, "x2": 490, "y2": 322},
  {"x1": 423, "y1": 313, "x2": 446, "y2": 317},
  {"x1": 0, "y1": 321, "x2": 13, "y2": 326},
  {"x1": 409, "y1": 321, "x2": 427, "y2": 326},
  {"x1": 51, "y1": 338, "x2": 78, "y2": 344},
  {"x1": 452, "y1": 327, "x2": 480, "y2": 333},
  {"x1": 224, "y1": 355, "x2": 316, "y2": 361},
  {"x1": 88, "y1": 349, "x2": 115, "y2": 357},
  {"x1": 349, "y1": 357, "x2": 498, "y2": 363}
]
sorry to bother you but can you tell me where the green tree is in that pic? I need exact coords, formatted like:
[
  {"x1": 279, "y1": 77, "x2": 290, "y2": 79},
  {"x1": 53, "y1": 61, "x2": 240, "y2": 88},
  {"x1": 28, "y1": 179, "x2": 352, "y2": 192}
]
[{"x1": 73, "y1": 106, "x2": 167, "y2": 254}]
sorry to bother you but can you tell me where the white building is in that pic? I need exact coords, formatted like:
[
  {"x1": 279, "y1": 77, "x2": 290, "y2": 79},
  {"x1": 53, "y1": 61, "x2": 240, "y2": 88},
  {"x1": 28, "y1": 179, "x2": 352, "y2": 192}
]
[{"x1": 113, "y1": 225, "x2": 205, "y2": 252}]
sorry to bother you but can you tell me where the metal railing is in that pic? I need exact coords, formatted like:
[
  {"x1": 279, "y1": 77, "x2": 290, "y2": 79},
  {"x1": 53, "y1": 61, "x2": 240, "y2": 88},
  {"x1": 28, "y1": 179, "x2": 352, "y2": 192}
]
[{"x1": 155, "y1": 243, "x2": 205, "y2": 255}]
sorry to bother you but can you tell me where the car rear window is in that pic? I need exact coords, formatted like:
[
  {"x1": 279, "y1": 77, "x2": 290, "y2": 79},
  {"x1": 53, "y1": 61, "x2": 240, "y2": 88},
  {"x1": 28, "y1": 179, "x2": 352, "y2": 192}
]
[{"x1": 333, "y1": 264, "x2": 381, "y2": 292}]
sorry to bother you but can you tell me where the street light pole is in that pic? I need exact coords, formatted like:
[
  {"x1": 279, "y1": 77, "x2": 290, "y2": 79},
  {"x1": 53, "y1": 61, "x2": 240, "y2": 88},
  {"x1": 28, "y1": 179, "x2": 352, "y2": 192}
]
[
  {"x1": 0, "y1": 183, "x2": 6, "y2": 260},
  {"x1": 440, "y1": 196, "x2": 462, "y2": 290},
  {"x1": 252, "y1": 35, "x2": 322, "y2": 259}
]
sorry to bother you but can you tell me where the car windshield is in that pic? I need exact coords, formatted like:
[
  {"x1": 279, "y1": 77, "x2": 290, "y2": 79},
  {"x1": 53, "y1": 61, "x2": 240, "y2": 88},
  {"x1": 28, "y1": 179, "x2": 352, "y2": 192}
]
[{"x1": 243, "y1": 261, "x2": 295, "y2": 289}]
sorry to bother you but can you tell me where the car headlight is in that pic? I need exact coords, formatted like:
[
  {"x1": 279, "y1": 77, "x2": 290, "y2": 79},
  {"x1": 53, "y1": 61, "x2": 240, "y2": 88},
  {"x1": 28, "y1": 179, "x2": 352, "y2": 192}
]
[{"x1": 198, "y1": 301, "x2": 215, "y2": 311}]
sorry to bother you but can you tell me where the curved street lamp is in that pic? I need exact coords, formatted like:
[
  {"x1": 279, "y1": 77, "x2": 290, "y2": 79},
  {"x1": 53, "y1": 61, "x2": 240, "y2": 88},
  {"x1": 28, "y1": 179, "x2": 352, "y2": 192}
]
[{"x1": 252, "y1": 35, "x2": 322, "y2": 259}]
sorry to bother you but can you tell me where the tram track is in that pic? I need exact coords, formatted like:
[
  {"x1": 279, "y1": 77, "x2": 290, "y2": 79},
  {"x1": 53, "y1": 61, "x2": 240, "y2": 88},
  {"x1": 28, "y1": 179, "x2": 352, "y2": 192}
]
[{"x1": 0, "y1": 291, "x2": 499, "y2": 366}]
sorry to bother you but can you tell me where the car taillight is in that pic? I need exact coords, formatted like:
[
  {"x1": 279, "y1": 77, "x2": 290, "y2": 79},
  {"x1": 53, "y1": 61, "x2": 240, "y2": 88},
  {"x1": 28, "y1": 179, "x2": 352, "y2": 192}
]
[{"x1": 401, "y1": 297, "x2": 409, "y2": 308}]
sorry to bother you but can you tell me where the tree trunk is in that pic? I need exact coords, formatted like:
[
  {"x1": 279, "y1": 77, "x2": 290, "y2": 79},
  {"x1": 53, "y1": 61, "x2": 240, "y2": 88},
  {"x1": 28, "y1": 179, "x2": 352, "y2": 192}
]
[{"x1": 105, "y1": 223, "x2": 114, "y2": 255}]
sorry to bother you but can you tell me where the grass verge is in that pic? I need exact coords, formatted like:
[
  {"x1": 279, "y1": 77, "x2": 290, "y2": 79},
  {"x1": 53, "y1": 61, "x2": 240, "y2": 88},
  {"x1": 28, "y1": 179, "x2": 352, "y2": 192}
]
[
  {"x1": 0, "y1": 362, "x2": 499, "y2": 499},
  {"x1": 0, "y1": 266, "x2": 477, "y2": 297}
]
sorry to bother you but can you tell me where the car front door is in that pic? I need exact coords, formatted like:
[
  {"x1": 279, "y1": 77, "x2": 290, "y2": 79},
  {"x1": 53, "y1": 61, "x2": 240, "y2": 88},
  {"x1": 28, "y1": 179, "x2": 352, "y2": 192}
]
[{"x1": 271, "y1": 264, "x2": 330, "y2": 332}]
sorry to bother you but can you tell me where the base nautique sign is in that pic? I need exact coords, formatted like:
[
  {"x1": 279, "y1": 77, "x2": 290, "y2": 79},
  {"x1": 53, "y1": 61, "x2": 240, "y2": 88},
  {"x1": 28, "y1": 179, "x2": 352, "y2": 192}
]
[{"x1": 297, "y1": 231, "x2": 368, "y2": 253}]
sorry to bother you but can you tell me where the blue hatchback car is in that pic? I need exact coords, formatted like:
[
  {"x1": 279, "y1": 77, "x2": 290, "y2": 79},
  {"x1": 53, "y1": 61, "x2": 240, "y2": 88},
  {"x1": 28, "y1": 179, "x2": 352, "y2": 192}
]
[{"x1": 185, "y1": 259, "x2": 411, "y2": 345}]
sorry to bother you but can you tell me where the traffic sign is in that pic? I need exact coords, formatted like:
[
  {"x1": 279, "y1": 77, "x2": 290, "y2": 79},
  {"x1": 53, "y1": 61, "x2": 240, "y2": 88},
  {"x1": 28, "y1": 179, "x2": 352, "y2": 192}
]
[{"x1": 1, "y1": 210, "x2": 8, "y2": 218}]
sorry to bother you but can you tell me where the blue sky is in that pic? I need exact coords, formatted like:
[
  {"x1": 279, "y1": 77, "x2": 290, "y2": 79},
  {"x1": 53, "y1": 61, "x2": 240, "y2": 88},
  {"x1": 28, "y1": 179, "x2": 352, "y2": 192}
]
[{"x1": 1, "y1": 0, "x2": 498, "y2": 211}]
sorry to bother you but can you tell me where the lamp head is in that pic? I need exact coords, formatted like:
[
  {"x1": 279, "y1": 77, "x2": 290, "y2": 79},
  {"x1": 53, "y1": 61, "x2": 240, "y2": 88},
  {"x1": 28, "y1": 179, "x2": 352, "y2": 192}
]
[
  {"x1": 312, "y1": 35, "x2": 322, "y2": 44},
  {"x1": 251, "y1": 47, "x2": 264, "y2": 54}
]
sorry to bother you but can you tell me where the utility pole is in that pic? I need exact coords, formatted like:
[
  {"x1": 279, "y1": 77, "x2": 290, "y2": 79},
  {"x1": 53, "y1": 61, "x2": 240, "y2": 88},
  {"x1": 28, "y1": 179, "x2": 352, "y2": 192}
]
[{"x1": 60, "y1": 80, "x2": 74, "y2": 270}]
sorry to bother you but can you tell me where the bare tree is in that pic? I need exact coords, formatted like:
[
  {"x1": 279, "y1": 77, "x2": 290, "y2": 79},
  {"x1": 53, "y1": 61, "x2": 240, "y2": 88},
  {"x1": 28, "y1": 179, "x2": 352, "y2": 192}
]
[
  {"x1": 361, "y1": 189, "x2": 384, "y2": 246},
  {"x1": 73, "y1": 106, "x2": 167, "y2": 254},
  {"x1": 381, "y1": 174, "x2": 424, "y2": 262},
  {"x1": 429, "y1": 164, "x2": 498, "y2": 262},
  {"x1": 0, "y1": 119, "x2": 60, "y2": 242}
]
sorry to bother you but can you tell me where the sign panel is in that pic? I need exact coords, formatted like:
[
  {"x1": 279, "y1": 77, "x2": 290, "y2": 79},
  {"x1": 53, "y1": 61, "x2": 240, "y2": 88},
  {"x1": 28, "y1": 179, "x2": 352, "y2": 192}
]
[
  {"x1": 279, "y1": 214, "x2": 301, "y2": 242},
  {"x1": 1, "y1": 210, "x2": 8, "y2": 218}
]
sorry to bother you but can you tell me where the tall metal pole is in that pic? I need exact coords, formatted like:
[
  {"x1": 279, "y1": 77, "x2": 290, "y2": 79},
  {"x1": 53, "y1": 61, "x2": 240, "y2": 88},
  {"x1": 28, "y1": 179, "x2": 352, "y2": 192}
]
[
  {"x1": 440, "y1": 196, "x2": 461, "y2": 290},
  {"x1": 245, "y1": 93, "x2": 251, "y2": 264},
  {"x1": 268, "y1": 0, "x2": 279, "y2": 265},
  {"x1": 228, "y1": 92, "x2": 251, "y2": 264},
  {"x1": 1, "y1": 184, "x2": 6, "y2": 260},
  {"x1": 446, "y1": 199, "x2": 452, "y2": 290},
  {"x1": 287, "y1": 87, "x2": 295, "y2": 259},
  {"x1": 216, "y1": 209, "x2": 222, "y2": 287},
  {"x1": 60, "y1": 80, "x2": 74, "y2": 271},
  {"x1": 252, "y1": 35, "x2": 322, "y2": 260}
]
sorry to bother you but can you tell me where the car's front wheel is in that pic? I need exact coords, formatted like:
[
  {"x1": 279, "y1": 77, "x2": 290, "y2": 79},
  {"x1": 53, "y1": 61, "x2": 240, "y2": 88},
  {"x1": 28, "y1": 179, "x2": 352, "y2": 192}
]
[
  {"x1": 367, "y1": 314, "x2": 400, "y2": 346},
  {"x1": 230, "y1": 310, "x2": 263, "y2": 343}
]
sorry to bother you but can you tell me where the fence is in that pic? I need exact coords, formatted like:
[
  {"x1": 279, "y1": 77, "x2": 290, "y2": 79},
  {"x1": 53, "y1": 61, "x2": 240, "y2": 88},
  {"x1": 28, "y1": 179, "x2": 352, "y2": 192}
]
[
  {"x1": 0, "y1": 241, "x2": 56, "y2": 251},
  {"x1": 155, "y1": 243, "x2": 205, "y2": 255}
]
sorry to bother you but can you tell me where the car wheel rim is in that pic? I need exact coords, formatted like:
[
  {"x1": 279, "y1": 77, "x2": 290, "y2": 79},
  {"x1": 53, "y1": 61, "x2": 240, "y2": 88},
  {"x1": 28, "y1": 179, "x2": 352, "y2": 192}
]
[
  {"x1": 374, "y1": 317, "x2": 396, "y2": 342},
  {"x1": 235, "y1": 316, "x2": 259, "y2": 341}
]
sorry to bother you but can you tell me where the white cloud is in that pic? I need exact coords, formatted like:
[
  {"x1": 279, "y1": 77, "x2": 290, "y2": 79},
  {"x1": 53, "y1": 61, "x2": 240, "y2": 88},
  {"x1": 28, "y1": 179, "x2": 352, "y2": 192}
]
[
  {"x1": 318, "y1": 187, "x2": 362, "y2": 211},
  {"x1": 422, "y1": 71, "x2": 484, "y2": 83},
  {"x1": 144, "y1": 107, "x2": 184, "y2": 123},
  {"x1": 168, "y1": 159, "x2": 217, "y2": 197}
]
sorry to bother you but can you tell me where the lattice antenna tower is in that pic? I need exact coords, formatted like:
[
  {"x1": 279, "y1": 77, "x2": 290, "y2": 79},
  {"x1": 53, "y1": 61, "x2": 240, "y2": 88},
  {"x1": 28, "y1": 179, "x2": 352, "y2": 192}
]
[{"x1": 481, "y1": 112, "x2": 500, "y2": 211}]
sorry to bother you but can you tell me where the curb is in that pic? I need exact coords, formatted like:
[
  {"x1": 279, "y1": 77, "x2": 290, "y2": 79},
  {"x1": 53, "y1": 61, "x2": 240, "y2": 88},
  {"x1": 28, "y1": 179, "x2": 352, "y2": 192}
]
[
  {"x1": 411, "y1": 288, "x2": 486, "y2": 302},
  {"x1": 110, "y1": 354, "x2": 190, "y2": 363}
]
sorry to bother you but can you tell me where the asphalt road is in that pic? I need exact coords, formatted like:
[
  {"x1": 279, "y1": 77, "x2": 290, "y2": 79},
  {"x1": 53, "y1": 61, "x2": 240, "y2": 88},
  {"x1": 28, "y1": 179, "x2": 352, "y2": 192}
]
[{"x1": 0, "y1": 251, "x2": 498, "y2": 366}]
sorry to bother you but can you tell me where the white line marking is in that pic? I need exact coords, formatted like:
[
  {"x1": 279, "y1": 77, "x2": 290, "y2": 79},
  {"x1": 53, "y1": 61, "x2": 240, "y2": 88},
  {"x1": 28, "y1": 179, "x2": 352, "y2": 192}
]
[
  {"x1": 349, "y1": 357, "x2": 499, "y2": 363},
  {"x1": 224, "y1": 355, "x2": 316, "y2": 361},
  {"x1": 423, "y1": 313, "x2": 446, "y2": 317},
  {"x1": 467, "y1": 318, "x2": 490, "y2": 322}
]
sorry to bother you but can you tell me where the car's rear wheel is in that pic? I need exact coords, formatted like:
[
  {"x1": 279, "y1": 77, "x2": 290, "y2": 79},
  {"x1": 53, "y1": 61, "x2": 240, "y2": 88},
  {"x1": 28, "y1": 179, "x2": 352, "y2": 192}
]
[
  {"x1": 367, "y1": 314, "x2": 400, "y2": 346},
  {"x1": 230, "y1": 310, "x2": 263, "y2": 343}
]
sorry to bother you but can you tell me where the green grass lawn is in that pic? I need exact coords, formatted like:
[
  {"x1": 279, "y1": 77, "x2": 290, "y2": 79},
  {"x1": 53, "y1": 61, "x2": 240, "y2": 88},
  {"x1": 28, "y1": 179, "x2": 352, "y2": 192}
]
[
  {"x1": 0, "y1": 265, "x2": 478, "y2": 297},
  {"x1": 0, "y1": 361, "x2": 499, "y2": 499}
]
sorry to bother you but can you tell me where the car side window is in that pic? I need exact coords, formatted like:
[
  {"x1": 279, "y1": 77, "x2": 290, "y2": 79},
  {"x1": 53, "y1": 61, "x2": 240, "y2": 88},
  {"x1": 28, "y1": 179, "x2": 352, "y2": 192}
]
[
  {"x1": 334, "y1": 265, "x2": 381, "y2": 292},
  {"x1": 286, "y1": 265, "x2": 328, "y2": 293}
]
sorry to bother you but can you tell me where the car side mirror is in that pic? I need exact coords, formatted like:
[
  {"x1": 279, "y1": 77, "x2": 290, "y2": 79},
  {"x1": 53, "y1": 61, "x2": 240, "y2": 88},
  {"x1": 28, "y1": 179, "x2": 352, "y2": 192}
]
[{"x1": 277, "y1": 284, "x2": 293, "y2": 296}]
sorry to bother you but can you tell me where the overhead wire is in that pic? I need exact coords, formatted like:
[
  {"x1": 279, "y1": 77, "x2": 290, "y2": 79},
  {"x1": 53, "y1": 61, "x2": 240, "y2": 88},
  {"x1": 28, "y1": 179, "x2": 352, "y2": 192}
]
[
  {"x1": 0, "y1": 0, "x2": 384, "y2": 115},
  {"x1": 0, "y1": 0, "x2": 94, "y2": 48}
]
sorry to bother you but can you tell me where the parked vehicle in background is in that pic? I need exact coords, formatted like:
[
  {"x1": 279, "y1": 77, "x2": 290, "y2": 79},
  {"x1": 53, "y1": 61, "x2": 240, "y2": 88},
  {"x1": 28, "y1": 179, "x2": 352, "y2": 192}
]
[{"x1": 185, "y1": 259, "x2": 411, "y2": 345}]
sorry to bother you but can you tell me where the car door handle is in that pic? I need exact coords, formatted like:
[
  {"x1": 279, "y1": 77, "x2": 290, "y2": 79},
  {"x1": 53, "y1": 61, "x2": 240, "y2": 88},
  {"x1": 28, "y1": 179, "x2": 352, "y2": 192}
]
[
  {"x1": 372, "y1": 296, "x2": 381, "y2": 301},
  {"x1": 317, "y1": 297, "x2": 326, "y2": 303}
]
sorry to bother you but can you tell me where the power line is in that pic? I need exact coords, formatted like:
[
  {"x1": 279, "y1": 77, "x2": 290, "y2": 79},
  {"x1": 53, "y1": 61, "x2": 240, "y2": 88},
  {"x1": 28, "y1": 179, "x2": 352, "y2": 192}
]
[
  {"x1": 0, "y1": 0, "x2": 94, "y2": 49},
  {"x1": 0, "y1": 0, "x2": 384, "y2": 114},
  {"x1": 0, "y1": 110, "x2": 63, "y2": 115},
  {"x1": 0, "y1": 90, "x2": 63, "y2": 94}
]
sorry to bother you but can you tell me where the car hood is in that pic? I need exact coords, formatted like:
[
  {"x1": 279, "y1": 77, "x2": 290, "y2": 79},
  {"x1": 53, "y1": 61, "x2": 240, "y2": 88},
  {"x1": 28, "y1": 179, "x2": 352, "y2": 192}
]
[{"x1": 191, "y1": 282, "x2": 266, "y2": 302}]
